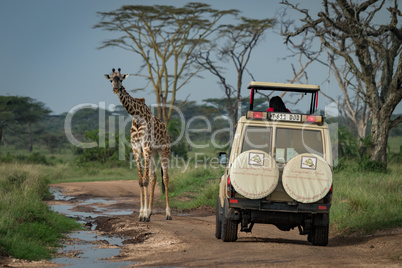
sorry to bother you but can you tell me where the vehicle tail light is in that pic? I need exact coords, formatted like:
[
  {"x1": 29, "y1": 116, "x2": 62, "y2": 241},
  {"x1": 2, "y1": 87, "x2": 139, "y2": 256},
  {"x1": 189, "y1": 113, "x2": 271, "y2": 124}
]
[
  {"x1": 227, "y1": 176, "x2": 231, "y2": 197},
  {"x1": 246, "y1": 111, "x2": 267, "y2": 120},
  {"x1": 227, "y1": 176, "x2": 236, "y2": 198},
  {"x1": 302, "y1": 115, "x2": 323, "y2": 124}
]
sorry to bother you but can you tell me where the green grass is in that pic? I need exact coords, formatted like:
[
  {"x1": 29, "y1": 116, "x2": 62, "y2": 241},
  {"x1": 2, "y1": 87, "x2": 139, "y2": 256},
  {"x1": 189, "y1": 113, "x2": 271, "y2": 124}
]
[
  {"x1": 388, "y1": 136, "x2": 402, "y2": 154},
  {"x1": 0, "y1": 146, "x2": 75, "y2": 163},
  {"x1": 0, "y1": 147, "x2": 139, "y2": 184},
  {"x1": 166, "y1": 164, "x2": 224, "y2": 210},
  {"x1": 44, "y1": 163, "x2": 137, "y2": 184},
  {"x1": 330, "y1": 162, "x2": 402, "y2": 235},
  {"x1": 0, "y1": 164, "x2": 81, "y2": 260}
]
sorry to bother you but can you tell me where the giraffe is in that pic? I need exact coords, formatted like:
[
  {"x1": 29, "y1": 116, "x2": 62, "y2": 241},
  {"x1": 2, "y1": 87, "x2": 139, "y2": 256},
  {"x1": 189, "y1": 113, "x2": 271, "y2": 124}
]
[{"x1": 104, "y1": 68, "x2": 172, "y2": 222}]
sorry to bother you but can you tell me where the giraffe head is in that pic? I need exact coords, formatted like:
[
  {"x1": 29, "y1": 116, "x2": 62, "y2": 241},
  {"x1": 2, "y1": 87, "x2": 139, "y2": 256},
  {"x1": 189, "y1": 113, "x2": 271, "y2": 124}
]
[{"x1": 104, "y1": 68, "x2": 129, "y2": 94}]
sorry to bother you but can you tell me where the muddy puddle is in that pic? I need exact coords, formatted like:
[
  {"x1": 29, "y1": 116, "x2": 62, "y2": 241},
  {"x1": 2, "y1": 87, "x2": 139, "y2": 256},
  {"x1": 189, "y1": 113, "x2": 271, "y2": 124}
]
[{"x1": 48, "y1": 187, "x2": 136, "y2": 267}]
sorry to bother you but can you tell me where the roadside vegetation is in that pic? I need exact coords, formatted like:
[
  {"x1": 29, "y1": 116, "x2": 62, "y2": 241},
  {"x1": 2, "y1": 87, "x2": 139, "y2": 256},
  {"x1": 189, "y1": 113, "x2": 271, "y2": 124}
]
[
  {"x1": 0, "y1": 164, "x2": 81, "y2": 261},
  {"x1": 168, "y1": 166, "x2": 223, "y2": 210},
  {"x1": 331, "y1": 162, "x2": 402, "y2": 235},
  {"x1": 329, "y1": 128, "x2": 402, "y2": 235}
]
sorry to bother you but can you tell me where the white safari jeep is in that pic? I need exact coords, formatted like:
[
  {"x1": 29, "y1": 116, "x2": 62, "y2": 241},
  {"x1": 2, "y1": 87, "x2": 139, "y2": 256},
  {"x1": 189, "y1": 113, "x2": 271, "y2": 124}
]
[{"x1": 216, "y1": 82, "x2": 333, "y2": 246}]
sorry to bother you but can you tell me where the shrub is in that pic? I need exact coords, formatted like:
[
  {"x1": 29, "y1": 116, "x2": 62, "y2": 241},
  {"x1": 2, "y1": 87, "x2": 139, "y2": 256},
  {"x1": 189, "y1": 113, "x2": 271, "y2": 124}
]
[
  {"x1": 25, "y1": 152, "x2": 51, "y2": 165},
  {"x1": 357, "y1": 157, "x2": 388, "y2": 173},
  {"x1": 76, "y1": 130, "x2": 131, "y2": 165},
  {"x1": 0, "y1": 152, "x2": 52, "y2": 166}
]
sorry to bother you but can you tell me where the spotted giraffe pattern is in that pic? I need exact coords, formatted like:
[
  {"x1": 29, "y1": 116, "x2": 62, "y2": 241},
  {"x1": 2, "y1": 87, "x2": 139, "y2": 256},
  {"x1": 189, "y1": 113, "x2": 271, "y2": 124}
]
[{"x1": 105, "y1": 68, "x2": 172, "y2": 222}]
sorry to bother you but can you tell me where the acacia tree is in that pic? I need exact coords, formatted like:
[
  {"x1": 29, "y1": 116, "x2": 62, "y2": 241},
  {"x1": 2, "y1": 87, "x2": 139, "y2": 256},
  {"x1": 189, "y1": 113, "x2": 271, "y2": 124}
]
[
  {"x1": 21, "y1": 99, "x2": 51, "y2": 152},
  {"x1": 196, "y1": 17, "x2": 276, "y2": 124},
  {"x1": 0, "y1": 96, "x2": 50, "y2": 151},
  {"x1": 94, "y1": 3, "x2": 237, "y2": 124},
  {"x1": 0, "y1": 96, "x2": 17, "y2": 147},
  {"x1": 281, "y1": 0, "x2": 402, "y2": 168}
]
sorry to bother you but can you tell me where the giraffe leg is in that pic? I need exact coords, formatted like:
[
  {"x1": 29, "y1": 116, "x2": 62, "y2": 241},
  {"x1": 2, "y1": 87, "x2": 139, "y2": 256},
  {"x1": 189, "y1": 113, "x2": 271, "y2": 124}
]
[
  {"x1": 132, "y1": 145, "x2": 146, "y2": 222},
  {"x1": 139, "y1": 182, "x2": 146, "y2": 222},
  {"x1": 161, "y1": 152, "x2": 172, "y2": 220},
  {"x1": 146, "y1": 154, "x2": 157, "y2": 222},
  {"x1": 141, "y1": 149, "x2": 150, "y2": 222}
]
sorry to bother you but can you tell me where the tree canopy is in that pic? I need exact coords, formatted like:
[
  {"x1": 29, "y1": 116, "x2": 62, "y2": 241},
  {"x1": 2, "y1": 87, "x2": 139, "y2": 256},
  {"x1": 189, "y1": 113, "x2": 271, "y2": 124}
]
[
  {"x1": 196, "y1": 16, "x2": 276, "y2": 124},
  {"x1": 0, "y1": 96, "x2": 51, "y2": 151},
  {"x1": 281, "y1": 0, "x2": 402, "y2": 168},
  {"x1": 94, "y1": 3, "x2": 238, "y2": 124}
]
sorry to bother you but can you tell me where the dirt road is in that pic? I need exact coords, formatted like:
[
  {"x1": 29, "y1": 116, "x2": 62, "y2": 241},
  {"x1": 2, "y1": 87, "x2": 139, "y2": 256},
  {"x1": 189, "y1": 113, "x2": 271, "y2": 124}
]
[{"x1": 4, "y1": 180, "x2": 401, "y2": 267}]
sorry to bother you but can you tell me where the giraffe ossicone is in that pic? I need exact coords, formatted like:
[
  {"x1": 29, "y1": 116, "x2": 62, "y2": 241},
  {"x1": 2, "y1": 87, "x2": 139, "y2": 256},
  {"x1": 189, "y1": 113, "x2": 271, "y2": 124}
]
[{"x1": 105, "y1": 68, "x2": 172, "y2": 222}]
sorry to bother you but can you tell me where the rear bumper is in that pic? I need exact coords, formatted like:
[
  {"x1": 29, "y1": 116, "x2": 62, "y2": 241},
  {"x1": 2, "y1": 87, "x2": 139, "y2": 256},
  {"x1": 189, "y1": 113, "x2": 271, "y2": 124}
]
[
  {"x1": 228, "y1": 197, "x2": 331, "y2": 213},
  {"x1": 226, "y1": 198, "x2": 330, "y2": 227}
]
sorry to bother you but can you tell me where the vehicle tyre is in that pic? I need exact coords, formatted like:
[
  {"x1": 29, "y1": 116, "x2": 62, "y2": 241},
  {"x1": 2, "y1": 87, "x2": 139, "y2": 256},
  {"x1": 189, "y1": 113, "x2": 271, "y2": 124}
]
[
  {"x1": 221, "y1": 199, "x2": 238, "y2": 242},
  {"x1": 215, "y1": 196, "x2": 222, "y2": 239},
  {"x1": 311, "y1": 225, "x2": 329, "y2": 246}
]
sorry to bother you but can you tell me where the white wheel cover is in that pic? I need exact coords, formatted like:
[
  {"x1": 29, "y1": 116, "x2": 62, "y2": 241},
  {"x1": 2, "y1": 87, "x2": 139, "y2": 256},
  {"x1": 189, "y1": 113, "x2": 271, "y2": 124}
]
[
  {"x1": 230, "y1": 150, "x2": 279, "y2": 199},
  {"x1": 282, "y1": 153, "x2": 332, "y2": 203}
]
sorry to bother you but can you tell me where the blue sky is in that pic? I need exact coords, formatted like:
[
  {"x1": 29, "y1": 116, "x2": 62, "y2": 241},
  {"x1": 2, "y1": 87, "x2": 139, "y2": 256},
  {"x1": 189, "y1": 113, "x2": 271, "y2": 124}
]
[{"x1": 0, "y1": 0, "x2": 400, "y2": 115}]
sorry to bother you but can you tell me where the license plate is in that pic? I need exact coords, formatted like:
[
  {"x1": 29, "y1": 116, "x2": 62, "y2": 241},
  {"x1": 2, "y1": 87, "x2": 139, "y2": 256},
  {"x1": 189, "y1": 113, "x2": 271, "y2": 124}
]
[{"x1": 269, "y1": 113, "x2": 301, "y2": 122}]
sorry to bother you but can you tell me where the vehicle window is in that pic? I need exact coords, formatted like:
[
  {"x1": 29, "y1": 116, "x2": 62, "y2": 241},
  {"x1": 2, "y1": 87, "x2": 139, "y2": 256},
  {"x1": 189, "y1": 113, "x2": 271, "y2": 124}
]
[
  {"x1": 275, "y1": 128, "x2": 323, "y2": 162},
  {"x1": 241, "y1": 126, "x2": 272, "y2": 154}
]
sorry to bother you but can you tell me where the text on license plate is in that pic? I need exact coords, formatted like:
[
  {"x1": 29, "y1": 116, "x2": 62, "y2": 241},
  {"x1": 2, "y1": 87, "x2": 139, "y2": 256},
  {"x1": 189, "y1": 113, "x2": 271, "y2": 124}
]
[{"x1": 269, "y1": 113, "x2": 301, "y2": 122}]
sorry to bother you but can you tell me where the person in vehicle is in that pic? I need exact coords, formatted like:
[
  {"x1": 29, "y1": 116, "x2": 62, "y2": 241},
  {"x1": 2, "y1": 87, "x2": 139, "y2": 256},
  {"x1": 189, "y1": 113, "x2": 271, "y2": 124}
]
[{"x1": 267, "y1": 96, "x2": 291, "y2": 113}]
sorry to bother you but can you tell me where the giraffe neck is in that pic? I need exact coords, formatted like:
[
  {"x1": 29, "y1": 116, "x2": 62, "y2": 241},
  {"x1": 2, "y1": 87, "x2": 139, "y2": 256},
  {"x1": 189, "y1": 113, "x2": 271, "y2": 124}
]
[{"x1": 117, "y1": 87, "x2": 151, "y2": 119}]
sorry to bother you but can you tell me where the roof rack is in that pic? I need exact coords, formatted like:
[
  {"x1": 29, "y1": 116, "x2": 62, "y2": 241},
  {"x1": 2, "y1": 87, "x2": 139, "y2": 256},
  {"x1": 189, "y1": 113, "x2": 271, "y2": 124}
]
[{"x1": 247, "y1": 81, "x2": 320, "y2": 114}]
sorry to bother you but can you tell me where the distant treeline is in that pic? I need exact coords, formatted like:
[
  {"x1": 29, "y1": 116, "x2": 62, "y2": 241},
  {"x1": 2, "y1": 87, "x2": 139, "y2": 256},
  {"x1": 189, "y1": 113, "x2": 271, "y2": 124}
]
[{"x1": 0, "y1": 96, "x2": 401, "y2": 162}]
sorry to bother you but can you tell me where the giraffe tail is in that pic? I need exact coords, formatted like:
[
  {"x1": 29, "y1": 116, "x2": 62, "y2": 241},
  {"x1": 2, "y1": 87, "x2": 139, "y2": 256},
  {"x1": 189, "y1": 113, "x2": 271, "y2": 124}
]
[{"x1": 161, "y1": 167, "x2": 166, "y2": 194}]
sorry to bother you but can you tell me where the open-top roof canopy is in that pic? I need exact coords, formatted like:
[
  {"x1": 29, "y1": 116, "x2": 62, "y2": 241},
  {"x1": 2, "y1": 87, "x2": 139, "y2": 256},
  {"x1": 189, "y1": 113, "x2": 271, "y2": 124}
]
[
  {"x1": 248, "y1": 81, "x2": 320, "y2": 114},
  {"x1": 247, "y1": 81, "x2": 320, "y2": 93}
]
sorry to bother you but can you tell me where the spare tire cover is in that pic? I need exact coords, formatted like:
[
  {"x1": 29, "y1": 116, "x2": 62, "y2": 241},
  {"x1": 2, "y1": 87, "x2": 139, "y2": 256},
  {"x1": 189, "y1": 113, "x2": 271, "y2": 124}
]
[
  {"x1": 282, "y1": 153, "x2": 332, "y2": 203},
  {"x1": 230, "y1": 150, "x2": 279, "y2": 199}
]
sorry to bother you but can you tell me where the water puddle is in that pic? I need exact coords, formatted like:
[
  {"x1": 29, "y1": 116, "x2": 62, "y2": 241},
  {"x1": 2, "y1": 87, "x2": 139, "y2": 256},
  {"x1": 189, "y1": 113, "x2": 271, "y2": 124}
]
[
  {"x1": 50, "y1": 187, "x2": 133, "y2": 220},
  {"x1": 48, "y1": 187, "x2": 135, "y2": 267}
]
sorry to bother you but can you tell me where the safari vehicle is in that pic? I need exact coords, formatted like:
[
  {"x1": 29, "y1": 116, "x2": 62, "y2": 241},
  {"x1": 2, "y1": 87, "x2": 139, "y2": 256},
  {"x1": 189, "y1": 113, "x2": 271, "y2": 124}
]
[{"x1": 216, "y1": 82, "x2": 333, "y2": 246}]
